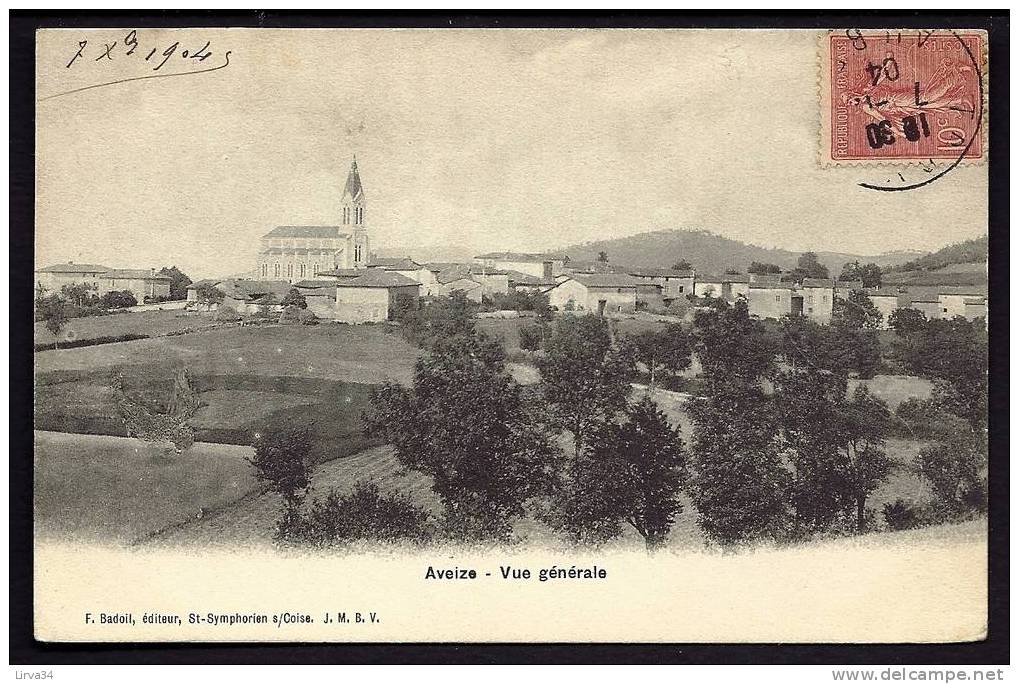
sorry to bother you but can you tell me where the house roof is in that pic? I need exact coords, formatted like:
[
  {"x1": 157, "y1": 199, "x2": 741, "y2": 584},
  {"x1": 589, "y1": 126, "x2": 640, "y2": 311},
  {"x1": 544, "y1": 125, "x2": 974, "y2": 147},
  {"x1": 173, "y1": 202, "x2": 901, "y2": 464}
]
[
  {"x1": 866, "y1": 287, "x2": 902, "y2": 298},
  {"x1": 628, "y1": 267, "x2": 695, "y2": 278},
  {"x1": 294, "y1": 279, "x2": 340, "y2": 290},
  {"x1": 937, "y1": 285, "x2": 989, "y2": 296},
  {"x1": 504, "y1": 269, "x2": 556, "y2": 287},
  {"x1": 217, "y1": 279, "x2": 293, "y2": 301},
  {"x1": 103, "y1": 269, "x2": 172, "y2": 280},
  {"x1": 436, "y1": 266, "x2": 473, "y2": 285},
  {"x1": 369, "y1": 257, "x2": 421, "y2": 270},
  {"x1": 749, "y1": 274, "x2": 784, "y2": 287},
  {"x1": 836, "y1": 280, "x2": 864, "y2": 290},
  {"x1": 963, "y1": 297, "x2": 987, "y2": 305},
  {"x1": 801, "y1": 278, "x2": 835, "y2": 288},
  {"x1": 572, "y1": 273, "x2": 640, "y2": 289},
  {"x1": 36, "y1": 262, "x2": 111, "y2": 274},
  {"x1": 750, "y1": 280, "x2": 796, "y2": 290},
  {"x1": 343, "y1": 158, "x2": 364, "y2": 200},
  {"x1": 333, "y1": 270, "x2": 420, "y2": 289},
  {"x1": 423, "y1": 262, "x2": 469, "y2": 273},
  {"x1": 316, "y1": 268, "x2": 364, "y2": 279},
  {"x1": 698, "y1": 273, "x2": 750, "y2": 284},
  {"x1": 262, "y1": 226, "x2": 344, "y2": 239}
]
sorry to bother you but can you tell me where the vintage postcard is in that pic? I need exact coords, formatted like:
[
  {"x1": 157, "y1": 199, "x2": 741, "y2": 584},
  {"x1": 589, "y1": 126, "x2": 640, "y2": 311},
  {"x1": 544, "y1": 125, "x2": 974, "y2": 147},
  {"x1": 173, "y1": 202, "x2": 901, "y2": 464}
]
[{"x1": 32, "y1": 27, "x2": 990, "y2": 644}]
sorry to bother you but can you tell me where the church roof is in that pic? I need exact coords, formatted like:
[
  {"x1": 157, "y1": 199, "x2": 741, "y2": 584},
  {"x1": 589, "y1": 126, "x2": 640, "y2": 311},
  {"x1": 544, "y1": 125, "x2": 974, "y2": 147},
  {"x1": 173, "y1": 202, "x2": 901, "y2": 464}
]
[
  {"x1": 260, "y1": 247, "x2": 342, "y2": 256},
  {"x1": 343, "y1": 158, "x2": 364, "y2": 200},
  {"x1": 263, "y1": 226, "x2": 343, "y2": 239}
]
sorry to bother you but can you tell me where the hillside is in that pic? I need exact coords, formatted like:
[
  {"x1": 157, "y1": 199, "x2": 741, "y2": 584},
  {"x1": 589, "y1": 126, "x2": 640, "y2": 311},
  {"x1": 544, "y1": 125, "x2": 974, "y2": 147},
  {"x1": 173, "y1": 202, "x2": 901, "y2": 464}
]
[
  {"x1": 550, "y1": 230, "x2": 926, "y2": 275},
  {"x1": 884, "y1": 235, "x2": 988, "y2": 273}
]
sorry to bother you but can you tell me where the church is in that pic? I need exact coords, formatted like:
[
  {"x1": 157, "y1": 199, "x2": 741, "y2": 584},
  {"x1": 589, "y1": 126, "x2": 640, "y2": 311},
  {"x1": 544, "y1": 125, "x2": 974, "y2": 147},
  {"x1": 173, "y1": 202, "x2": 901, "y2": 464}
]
[{"x1": 256, "y1": 158, "x2": 371, "y2": 283}]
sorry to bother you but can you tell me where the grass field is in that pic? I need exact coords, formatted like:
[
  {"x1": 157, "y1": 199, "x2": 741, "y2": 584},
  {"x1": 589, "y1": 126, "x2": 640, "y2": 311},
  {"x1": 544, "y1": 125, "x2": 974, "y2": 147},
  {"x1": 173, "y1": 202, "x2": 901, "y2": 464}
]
[
  {"x1": 34, "y1": 308, "x2": 224, "y2": 346},
  {"x1": 34, "y1": 430, "x2": 259, "y2": 544}
]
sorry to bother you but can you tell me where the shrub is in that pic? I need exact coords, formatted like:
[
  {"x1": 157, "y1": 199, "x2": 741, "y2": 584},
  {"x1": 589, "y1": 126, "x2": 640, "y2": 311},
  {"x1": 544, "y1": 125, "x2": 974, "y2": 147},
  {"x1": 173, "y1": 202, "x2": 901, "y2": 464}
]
[
  {"x1": 99, "y1": 290, "x2": 138, "y2": 309},
  {"x1": 279, "y1": 304, "x2": 303, "y2": 325},
  {"x1": 297, "y1": 308, "x2": 319, "y2": 325},
  {"x1": 34, "y1": 333, "x2": 149, "y2": 352},
  {"x1": 883, "y1": 498, "x2": 924, "y2": 531},
  {"x1": 214, "y1": 305, "x2": 242, "y2": 322},
  {"x1": 281, "y1": 480, "x2": 432, "y2": 547},
  {"x1": 281, "y1": 287, "x2": 308, "y2": 309},
  {"x1": 518, "y1": 322, "x2": 546, "y2": 352}
]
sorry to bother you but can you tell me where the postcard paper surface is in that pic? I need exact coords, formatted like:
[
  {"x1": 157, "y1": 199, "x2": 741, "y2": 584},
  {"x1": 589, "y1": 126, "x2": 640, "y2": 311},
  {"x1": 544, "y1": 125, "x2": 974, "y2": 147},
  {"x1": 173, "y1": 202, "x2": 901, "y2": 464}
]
[{"x1": 33, "y1": 28, "x2": 989, "y2": 643}]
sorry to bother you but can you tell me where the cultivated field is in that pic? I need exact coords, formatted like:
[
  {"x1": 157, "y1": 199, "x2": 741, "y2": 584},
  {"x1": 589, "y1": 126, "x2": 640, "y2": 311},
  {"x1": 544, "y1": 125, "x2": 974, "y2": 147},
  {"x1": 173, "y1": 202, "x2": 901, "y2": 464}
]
[{"x1": 34, "y1": 308, "x2": 223, "y2": 346}]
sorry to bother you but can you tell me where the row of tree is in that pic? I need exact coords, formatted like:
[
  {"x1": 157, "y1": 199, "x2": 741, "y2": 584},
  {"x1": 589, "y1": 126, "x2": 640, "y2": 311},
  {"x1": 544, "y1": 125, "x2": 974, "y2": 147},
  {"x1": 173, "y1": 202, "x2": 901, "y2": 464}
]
[{"x1": 248, "y1": 292, "x2": 986, "y2": 551}]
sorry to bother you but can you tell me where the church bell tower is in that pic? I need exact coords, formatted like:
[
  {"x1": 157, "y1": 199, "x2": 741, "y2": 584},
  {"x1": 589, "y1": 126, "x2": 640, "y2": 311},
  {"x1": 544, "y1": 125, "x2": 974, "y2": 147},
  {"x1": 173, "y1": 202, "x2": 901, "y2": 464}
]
[{"x1": 341, "y1": 156, "x2": 370, "y2": 269}]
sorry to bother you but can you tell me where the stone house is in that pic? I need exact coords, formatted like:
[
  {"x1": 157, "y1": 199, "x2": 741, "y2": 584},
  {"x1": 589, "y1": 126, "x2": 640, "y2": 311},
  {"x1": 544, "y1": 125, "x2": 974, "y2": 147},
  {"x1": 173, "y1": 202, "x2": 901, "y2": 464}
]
[
  {"x1": 693, "y1": 273, "x2": 750, "y2": 301},
  {"x1": 333, "y1": 270, "x2": 420, "y2": 323},
  {"x1": 547, "y1": 273, "x2": 638, "y2": 315},
  {"x1": 799, "y1": 278, "x2": 835, "y2": 324},
  {"x1": 34, "y1": 262, "x2": 111, "y2": 293},
  {"x1": 99, "y1": 269, "x2": 172, "y2": 300},
  {"x1": 627, "y1": 267, "x2": 695, "y2": 301},
  {"x1": 865, "y1": 288, "x2": 901, "y2": 328},
  {"x1": 747, "y1": 280, "x2": 798, "y2": 320},
  {"x1": 473, "y1": 252, "x2": 567, "y2": 280}
]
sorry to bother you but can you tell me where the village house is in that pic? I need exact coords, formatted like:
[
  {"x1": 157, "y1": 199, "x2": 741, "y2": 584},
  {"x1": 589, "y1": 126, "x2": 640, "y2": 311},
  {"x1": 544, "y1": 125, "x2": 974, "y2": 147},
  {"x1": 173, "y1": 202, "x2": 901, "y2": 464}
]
[
  {"x1": 747, "y1": 278, "x2": 799, "y2": 320},
  {"x1": 938, "y1": 286, "x2": 989, "y2": 320},
  {"x1": 186, "y1": 279, "x2": 292, "y2": 315},
  {"x1": 835, "y1": 279, "x2": 864, "y2": 298},
  {"x1": 333, "y1": 269, "x2": 420, "y2": 323},
  {"x1": 799, "y1": 278, "x2": 835, "y2": 324},
  {"x1": 865, "y1": 288, "x2": 901, "y2": 328},
  {"x1": 367, "y1": 257, "x2": 437, "y2": 297},
  {"x1": 627, "y1": 267, "x2": 695, "y2": 301},
  {"x1": 293, "y1": 279, "x2": 340, "y2": 319},
  {"x1": 255, "y1": 158, "x2": 370, "y2": 283},
  {"x1": 505, "y1": 269, "x2": 557, "y2": 293},
  {"x1": 693, "y1": 273, "x2": 750, "y2": 301},
  {"x1": 35, "y1": 262, "x2": 172, "y2": 301},
  {"x1": 547, "y1": 273, "x2": 638, "y2": 315},
  {"x1": 473, "y1": 251, "x2": 567, "y2": 280}
]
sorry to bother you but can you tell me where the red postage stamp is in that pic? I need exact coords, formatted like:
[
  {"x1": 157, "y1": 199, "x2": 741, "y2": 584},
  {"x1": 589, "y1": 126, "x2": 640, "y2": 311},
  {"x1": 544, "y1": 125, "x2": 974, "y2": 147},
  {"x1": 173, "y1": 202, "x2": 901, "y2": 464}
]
[{"x1": 821, "y1": 29, "x2": 986, "y2": 164}]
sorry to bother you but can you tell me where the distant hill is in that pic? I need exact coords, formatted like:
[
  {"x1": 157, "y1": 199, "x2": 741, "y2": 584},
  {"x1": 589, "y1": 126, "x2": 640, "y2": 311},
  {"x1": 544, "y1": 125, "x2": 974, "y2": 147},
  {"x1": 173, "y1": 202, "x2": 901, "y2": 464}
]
[
  {"x1": 883, "y1": 235, "x2": 988, "y2": 273},
  {"x1": 549, "y1": 229, "x2": 926, "y2": 275}
]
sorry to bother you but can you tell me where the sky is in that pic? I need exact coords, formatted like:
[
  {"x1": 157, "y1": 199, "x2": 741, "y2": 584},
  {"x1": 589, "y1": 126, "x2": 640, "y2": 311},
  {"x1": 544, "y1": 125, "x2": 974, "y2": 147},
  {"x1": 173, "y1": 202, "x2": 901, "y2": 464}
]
[{"x1": 35, "y1": 29, "x2": 988, "y2": 279}]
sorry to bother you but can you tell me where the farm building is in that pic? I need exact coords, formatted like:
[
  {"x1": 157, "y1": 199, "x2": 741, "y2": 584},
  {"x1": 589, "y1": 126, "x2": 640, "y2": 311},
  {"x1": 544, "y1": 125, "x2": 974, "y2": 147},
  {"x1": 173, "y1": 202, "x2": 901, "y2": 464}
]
[
  {"x1": 627, "y1": 267, "x2": 695, "y2": 300},
  {"x1": 35, "y1": 262, "x2": 111, "y2": 293},
  {"x1": 547, "y1": 273, "x2": 638, "y2": 315},
  {"x1": 693, "y1": 273, "x2": 750, "y2": 301},
  {"x1": 186, "y1": 279, "x2": 292, "y2": 314},
  {"x1": 799, "y1": 278, "x2": 835, "y2": 324},
  {"x1": 938, "y1": 286, "x2": 989, "y2": 320},
  {"x1": 333, "y1": 270, "x2": 420, "y2": 323},
  {"x1": 866, "y1": 288, "x2": 901, "y2": 328},
  {"x1": 368, "y1": 257, "x2": 437, "y2": 296},
  {"x1": 747, "y1": 280, "x2": 798, "y2": 320},
  {"x1": 294, "y1": 280, "x2": 340, "y2": 319},
  {"x1": 835, "y1": 280, "x2": 864, "y2": 299},
  {"x1": 505, "y1": 269, "x2": 557, "y2": 293},
  {"x1": 473, "y1": 251, "x2": 567, "y2": 280}
]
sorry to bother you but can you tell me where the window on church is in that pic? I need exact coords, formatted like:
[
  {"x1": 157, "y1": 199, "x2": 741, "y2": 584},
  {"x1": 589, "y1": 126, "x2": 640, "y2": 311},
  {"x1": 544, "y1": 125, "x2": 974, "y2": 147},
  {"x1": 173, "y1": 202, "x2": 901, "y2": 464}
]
[
  {"x1": 300, "y1": 264, "x2": 306, "y2": 278},
  {"x1": 274, "y1": 263, "x2": 280, "y2": 278},
  {"x1": 287, "y1": 264, "x2": 293, "y2": 278},
  {"x1": 314, "y1": 263, "x2": 319, "y2": 276},
  {"x1": 261, "y1": 264, "x2": 267, "y2": 277}
]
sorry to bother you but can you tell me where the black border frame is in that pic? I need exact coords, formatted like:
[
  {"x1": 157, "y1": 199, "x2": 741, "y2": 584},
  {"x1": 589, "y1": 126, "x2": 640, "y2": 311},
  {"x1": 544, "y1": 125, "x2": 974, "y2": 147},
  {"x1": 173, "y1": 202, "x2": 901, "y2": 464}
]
[{"x1": 10, "y1": 10, "x2": 1009, "y2": 666}]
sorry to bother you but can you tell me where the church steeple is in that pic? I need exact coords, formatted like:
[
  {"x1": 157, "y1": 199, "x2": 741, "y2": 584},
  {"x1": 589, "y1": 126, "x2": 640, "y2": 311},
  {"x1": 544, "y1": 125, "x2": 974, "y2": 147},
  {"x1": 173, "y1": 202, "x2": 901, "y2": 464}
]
[{"x1": 341, "y1": 155, "x2": 369, "y2": 268}]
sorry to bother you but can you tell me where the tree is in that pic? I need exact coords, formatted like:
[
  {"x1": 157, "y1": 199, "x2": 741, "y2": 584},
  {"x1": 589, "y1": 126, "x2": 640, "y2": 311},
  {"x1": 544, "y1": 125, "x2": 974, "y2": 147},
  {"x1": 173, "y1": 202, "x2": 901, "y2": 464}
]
[
  {"x1": 364, "y1": 332, "x2": 558, "y2": 542},
  {"x1": 914, "y1": 433, "x2": 987, "y2": 521},
  {"x1": 597, "y1": 251, "x2": 609, "y2": 263},
  {"x1": 791, "y1": 251, "x2": 830, "y2": 280},
  {"x1": 748, "y1": 261, "x2": 783, "y2": 275},
  {"x1": 888, "y1": 307, "x2": 928, "y2": 339},
  {"x1": 687, "y1": 386, "x2": 790, "y2": 546},
  {"x1": 194, "y1": 283, "x2": 225, "y2": 307},
  {"x1": 538, "y1": 315, "x2": 633, "y2": 459},
  {"x1": 688, "y1": 300, "x2": 789, "y2": 545},
  {"x1": 671, "y1": 259, "x2": 692, "y2": 271},
  {"x1": 60, "y1": 282, "x2": 98, "y2": 309},
  {"x1": 36, "y1": 294, "x2": 68, "y2": 346},
  {"x1": 115, "y1": 368, "x2": 201, "y2": 454},
  {"x1": 833, "y1": 386, "x2": 896, "y2": 532},
  {"x1": 248, "y1": 425, "x2": 313, "y2": 509},
  {"x1": 625, "y1": 323, "x2": 693, "y2": 390},
  {"x1": 693, "y1": 299, "x2": 775, "y2": 387},
  {"x1": 157, "y1": 266, "x2": 193, "y2": 300},
  {"x1": 832, "y1": 290, "x2": 884, "y2": 330},
  {"x1": 590, "y1": 397, "x2": 686, "y2": 551},
  {"x1": 399, "y1": 290, "x2": 476, "y2": 349},
  {"x1": 839, "y1": 260, "x2": 882, "y2": 288},
  {"x1": 99, "y1": 290, "x2": 138, "y2": 309},
  {"x1": 281, "y1": 287, "x2": 307, "y2": 309}
]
